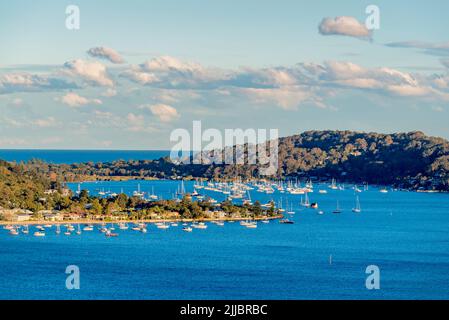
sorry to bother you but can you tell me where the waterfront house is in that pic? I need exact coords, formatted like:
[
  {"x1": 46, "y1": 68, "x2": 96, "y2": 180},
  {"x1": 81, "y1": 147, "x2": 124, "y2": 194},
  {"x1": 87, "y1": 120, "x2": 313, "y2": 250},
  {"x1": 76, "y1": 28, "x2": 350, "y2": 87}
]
[
  {"x1": 0, "y1": 208, "x2": 33, "y2": 221},
  {"x1": 39, "y1": 210, "x2": 63, "y2": 221},
  {"x1": 14, "y1": 213, "x2": 33, "y2": 222}
]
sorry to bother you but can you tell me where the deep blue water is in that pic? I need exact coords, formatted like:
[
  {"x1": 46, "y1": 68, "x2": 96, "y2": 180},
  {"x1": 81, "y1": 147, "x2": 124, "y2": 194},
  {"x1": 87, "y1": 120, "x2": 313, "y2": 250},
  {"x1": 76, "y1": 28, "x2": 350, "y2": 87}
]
[
  {"x1": 1, "y1": 180, "x2": 449, "y2": 300},
  {"x1": 0, "y1": 149, "x2": 170, "y2": 164}
]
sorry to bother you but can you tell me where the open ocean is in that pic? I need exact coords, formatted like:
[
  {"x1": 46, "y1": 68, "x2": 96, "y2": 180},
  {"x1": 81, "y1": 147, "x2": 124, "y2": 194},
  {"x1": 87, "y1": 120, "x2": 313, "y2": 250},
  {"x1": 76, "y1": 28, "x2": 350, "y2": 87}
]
[{"x1": 1, "y1": 177, "x2": 449, "y2": 300}]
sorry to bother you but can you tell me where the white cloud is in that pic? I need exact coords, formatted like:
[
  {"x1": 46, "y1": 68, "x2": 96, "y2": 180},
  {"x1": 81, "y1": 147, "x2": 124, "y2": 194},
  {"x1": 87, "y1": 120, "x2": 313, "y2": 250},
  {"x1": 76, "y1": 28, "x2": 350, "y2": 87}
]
[
  {"x1": 102, "y1": 88, "x2": 117, "y2": 97},
  {"x1": 87, "y1": 47, "x2": 125, "y2": 64},
  {"x1": 60, "y1": 92, "x2": 102, "y2": 107},
  {"x1": 386, "y1": 41, "x2": 449, "y2": 56},
  {"x1": 239, "y1": 87, "x2": 325, "y2": 110},
  {"x1": 32, "y1": 116, "x2": 59, "y2": 128},
  {"x1": 126, "y1": 112, "x2": 145, "y2": 131},
  {"x1": 318, "y1": 16, "x2": 371, "y2": 40},
  {"x1": 63, "y1": 59, "x2": 114, "y2": 87},
  {"x1": 121, "y1": 55, "x2": 227, "y2": 88},
  {"x1": 0, "y1": 138, "x2": 27, "y2": 147},
  {"x1": 0, "y1": 73, "x2": 77, "y2": 94},
  {"x1": 141, "y1": 103, "x2": 180, "y2": 122}
]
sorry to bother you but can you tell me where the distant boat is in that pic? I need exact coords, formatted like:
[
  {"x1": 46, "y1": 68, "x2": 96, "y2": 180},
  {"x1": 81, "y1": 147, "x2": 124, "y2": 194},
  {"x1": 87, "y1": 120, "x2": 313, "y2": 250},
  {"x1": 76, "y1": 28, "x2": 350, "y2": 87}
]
[
  {"x1": 133, "y1": 183, "x2": 145, "y2": 197},
  {"x1": 329, "y1": 178, "x2": 338, "y2": 190},
  {"x1": 300, "y1": 193, "x2": 310, "y2": 207},
  {"x1": 118, "y1": 223, "x2": 129, "y2": 230},
  {"x1": 379, "y1": 188, "x2": 389, "y2": 193},
  {"x1": 182, "y1": 227, "x2": 193, "y2": 232},
  {"x1": 22, "y1": 225, "x2": 29, "y2": 234},
  {"x1": 56, "y1": 224, "x2": 61, "y2": 235},
  {"x1": 317, "y1": 210, "x2": 324, "y2": 215},
  {"x1": 332, "y1": 201, "x2": 342, "y2": 214},
  {"x1": 286, "y1": 199, "x2": 295, "y2": 214},
  {"x1": 352, "y1": 196, "x2": 362, "y2": 213},
  {"x1": 310, "y1": 202, "x2": 318, "y2": 209},
  {"x1": 149, "y1": 187, "x2": 158, "y2": 200},
  {"x1": 9, "y1": 226, "x2": 19, "y2": 236},
  {"x1": 279, "y1": 219, "x2": 294, "y2": 224},
  {"x1": 34, "y1": 231, "x2": 45, "y2": 237},
  {"x1": 318, "y1": 189, "x2": 328, "y2": 194},
  {"x1": 83, "y1": 225, "x2": 94, "y2": 231},
  {"x1": 76, "y1": 224, "x2": 82, "y2": 235},
  {"x1": 105, "y1": 230, "x2": 118, "y2": 237}
]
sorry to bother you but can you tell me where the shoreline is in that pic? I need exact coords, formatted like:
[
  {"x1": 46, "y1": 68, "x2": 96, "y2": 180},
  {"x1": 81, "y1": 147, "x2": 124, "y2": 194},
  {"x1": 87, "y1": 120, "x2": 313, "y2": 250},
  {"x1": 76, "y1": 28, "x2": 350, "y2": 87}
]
[{"x1": 0, "y1": 214, "x2": 283, "y2": 226}]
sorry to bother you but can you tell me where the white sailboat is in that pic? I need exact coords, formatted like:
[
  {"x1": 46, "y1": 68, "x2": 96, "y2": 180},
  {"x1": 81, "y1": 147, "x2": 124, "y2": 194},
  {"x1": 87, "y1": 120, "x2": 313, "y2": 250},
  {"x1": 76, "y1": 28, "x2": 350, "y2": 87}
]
[
  {"x1": 352, "y1": 196, "x2": 362, "y2": 213},
  {"x1": 332, "y1": 200, "x2": 342, "y2": 214},
  {"x1": 300, "y1": 193, "x2": 310, "y2": 207},
  {"x1": 22, "y1": 225, "x2": 29, "y2": 234},
  {"x1": 133, "y1": 183, "x2": 145, "y2": 197},
  {"x1": 149, "y1": 187, "x2": 158, "y2": 200}
]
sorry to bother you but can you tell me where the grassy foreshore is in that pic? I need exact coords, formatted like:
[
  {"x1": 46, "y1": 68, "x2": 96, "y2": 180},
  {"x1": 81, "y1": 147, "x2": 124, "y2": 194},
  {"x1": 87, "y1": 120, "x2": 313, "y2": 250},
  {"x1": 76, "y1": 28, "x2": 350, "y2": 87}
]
[{"x1": 0, "y1": 214, "x2": 283, "y2": 226}]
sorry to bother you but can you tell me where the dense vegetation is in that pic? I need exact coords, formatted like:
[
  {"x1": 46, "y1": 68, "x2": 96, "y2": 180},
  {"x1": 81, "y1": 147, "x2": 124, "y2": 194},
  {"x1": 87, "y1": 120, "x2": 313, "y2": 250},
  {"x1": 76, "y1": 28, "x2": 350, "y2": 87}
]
[
  {"x1": 20, "y1": 130, "x2": 448, "y2": 191},
  {"x1": 0, "y1": 160, "x2": 58, "y2": 211},
  {"x1": 0, "y1": 160, "x2": 273, "y2": 218}
]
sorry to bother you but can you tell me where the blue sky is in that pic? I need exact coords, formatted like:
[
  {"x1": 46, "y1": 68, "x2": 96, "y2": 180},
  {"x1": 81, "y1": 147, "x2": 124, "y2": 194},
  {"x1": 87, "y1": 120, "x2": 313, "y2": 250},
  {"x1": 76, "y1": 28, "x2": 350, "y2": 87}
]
[{"x1": 1, "y1": 0, "x2": 449, "y2": 149}]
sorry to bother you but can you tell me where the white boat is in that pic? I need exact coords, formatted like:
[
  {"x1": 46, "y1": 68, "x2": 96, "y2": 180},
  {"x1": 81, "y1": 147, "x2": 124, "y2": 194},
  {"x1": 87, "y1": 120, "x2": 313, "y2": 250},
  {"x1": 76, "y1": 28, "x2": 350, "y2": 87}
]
[
  {"x1": 83, "y1": 225, "x2": 94, "y2": 231},
  {"x1": 76, "y1": 224, "x2": 82, "y2": 235},
  {"x1": 332, "y1": 201, "x2": 342, "y2": 214},
  {"x1": 261, "y1": 220, "x2": 270, "y2": 224},
  {"x1": 56, "y1": 224, "x2": 61, "y2": 234},
  {"x1": 34, "y1": 231, "x2": 46, "y2": 237},
  {"x1": 245, "y1": 223, "x2": 257, "y2": 229},
  {"x1": 193, "y1": 222, "x2": 208, "y2": 229},
  {"x1": 22, "y1": 225, "x2": 29, "y2": 234},
  {"x1": 300, "y1": 193, "x2": 311, "y2": 207},
  {"x1": 352, "y1": 196, "x2": 362, "y2": 213},
  {"x1": 318, "y1": 189, "x2": 328, "y2": 194},
  {"x1": 182, "y1": 227, "x2": 193, "y2": 232},
  {"x1": 133, "y1": 183, "x2": 145, "y2": 197},
  {"x1": 157, "y1": 223, "x2": 170, "y2": 229},
  {"x1": 329, "y1": 178, "x2": 338, "y2": 190},
  {"x1": 379, "y1": 188, "x2": 389, "y2": 193},
  {"x1": 118, "y1": 223, "x2": 129, "y2": 230},
  {"x1": 149, "y1": 187, "x2": 158, "y2": 200},
  {"x1": 9, "y1": 227, "x2": 19, "y2": 236}
]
